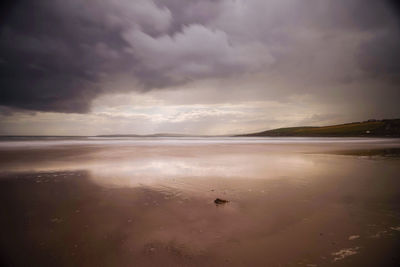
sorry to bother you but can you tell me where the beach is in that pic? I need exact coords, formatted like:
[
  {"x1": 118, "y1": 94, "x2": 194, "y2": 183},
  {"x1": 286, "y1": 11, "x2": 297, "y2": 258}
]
[{"x1": 1, "y1": 137, "x2": 400, "y2": 266}]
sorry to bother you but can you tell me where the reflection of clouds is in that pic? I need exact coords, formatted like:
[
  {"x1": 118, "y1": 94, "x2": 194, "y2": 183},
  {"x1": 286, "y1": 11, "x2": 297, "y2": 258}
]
[
  {"x1": 4, "y1": 138, "x2": 389, "y2": 190},
  {"x1": 0, "y1": 141, "x2": 336, "y2": 189},
  {"x1": 88, "y1": 153, "x2": 316, "y2": 188}
]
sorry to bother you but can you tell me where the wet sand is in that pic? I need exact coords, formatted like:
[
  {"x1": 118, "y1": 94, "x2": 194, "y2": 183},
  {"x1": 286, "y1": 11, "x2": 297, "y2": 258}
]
[{"x1": 0, "y1": 137, "x2": 400, "y2": 266}]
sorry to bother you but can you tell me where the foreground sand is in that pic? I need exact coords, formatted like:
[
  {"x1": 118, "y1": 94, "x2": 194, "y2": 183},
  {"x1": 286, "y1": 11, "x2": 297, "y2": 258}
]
[{"x1": 0, "y1": 138, "x2": 400, "y2": 266}]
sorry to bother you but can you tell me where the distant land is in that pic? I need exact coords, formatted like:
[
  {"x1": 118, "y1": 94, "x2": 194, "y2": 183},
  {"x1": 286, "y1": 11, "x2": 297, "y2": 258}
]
[
  {"x1": 1, "y1": 119, "x2": 399, "y2": 138},
  {"x1": 238, "y1": 119, "x2": 400, "y2": 137},
  {"x1": 97, "y1": 119, "x2": 400, "y2": 138},
  {"x1": 96, "y1": 133, "x2": 199, "y2": 137}
]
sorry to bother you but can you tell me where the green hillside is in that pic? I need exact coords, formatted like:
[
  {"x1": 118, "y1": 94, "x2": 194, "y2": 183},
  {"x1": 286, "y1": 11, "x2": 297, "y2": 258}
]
[{"x1": 240, "y1": 119, "x2": 400, "y2": 137}]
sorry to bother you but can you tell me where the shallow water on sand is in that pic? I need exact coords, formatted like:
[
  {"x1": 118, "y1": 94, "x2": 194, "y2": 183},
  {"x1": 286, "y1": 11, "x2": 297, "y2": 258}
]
[{"x1": 0, "y1": 137, "x2": 400, "y2": 266}]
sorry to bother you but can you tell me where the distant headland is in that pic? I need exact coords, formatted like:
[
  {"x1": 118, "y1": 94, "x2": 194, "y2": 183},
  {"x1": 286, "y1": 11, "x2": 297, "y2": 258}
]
[{"x1": 238, "y1": 119, "x2": 400, "y2": 137}]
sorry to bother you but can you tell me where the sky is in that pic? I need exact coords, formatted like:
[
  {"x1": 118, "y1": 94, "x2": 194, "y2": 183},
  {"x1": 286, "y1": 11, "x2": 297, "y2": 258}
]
[{"x1": 0, "y1": 0, "x2": 400, "y2": 135}]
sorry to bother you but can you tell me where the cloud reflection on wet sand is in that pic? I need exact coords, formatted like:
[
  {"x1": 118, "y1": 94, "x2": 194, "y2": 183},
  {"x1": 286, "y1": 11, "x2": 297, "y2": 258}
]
[{"x1": 1, "y1": 138, "x2": 400, "y2": 266}]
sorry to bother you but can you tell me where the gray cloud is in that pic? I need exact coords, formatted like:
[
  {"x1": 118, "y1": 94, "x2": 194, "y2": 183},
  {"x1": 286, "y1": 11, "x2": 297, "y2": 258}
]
[
  {"x1": 0, "y1": 0, "x2": 399, "y2": 117},
  {"x1": 357, "y1": 31, "x2": 400, "y2": 77}
]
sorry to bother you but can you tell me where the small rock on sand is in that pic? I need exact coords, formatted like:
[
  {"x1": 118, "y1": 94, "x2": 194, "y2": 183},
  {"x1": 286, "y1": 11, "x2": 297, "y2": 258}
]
[{"x1": 214, "y1": 198, "x2": 229, "y2": 205}]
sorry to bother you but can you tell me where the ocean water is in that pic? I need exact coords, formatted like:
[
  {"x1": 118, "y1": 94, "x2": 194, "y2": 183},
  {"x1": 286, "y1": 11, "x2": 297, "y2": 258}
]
[{"x1": 0, "y1": 136, "x2": 399, "y2": 147}]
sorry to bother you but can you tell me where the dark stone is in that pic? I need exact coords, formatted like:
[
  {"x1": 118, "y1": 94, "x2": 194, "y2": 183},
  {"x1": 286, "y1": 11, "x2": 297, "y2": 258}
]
[{"x1": 214, "y1": 198, "x2": 229, "y2": 205}]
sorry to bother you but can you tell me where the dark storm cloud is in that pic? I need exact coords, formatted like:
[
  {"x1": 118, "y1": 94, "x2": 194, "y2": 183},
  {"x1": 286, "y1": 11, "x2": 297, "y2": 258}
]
[
  {"x1": 0, "y1": 0, "x2": 399, "y2": 114},
  {"x1": 319, "y1": 0, "x2": 396, "y2": 30},
  {"x1": 0, "y1": 0, "x2": 228, "y2": 112},
  {"x1": 153, "y1": 0, "x2": 223, "y2": 34},
  {"x1": 357, "y1": 32, "x2": 400, "y2": 77},
  {"x1": 0, "y1": 0, "x2": 131, "y2": 112},
  {"x1": 346, "y1": 0, "x2": 400, "y2": 81}
]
